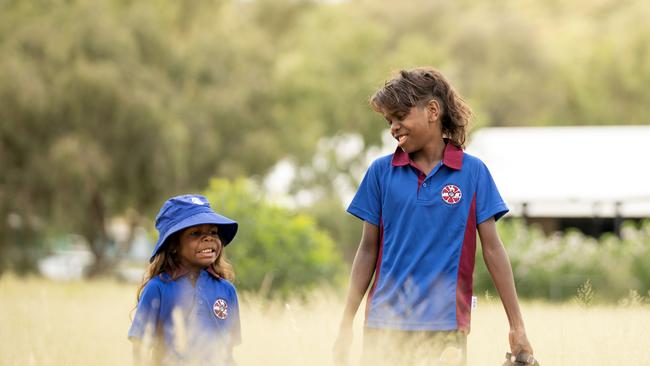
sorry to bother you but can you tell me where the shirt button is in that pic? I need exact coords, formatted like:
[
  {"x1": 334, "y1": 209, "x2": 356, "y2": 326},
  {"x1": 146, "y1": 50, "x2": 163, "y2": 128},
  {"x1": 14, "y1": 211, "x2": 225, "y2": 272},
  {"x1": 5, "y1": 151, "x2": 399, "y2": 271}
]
[
  {"x1": 199, "y1": 300, "x2": 203, "y2": 305},
  {"x1": 422, "y1": 183, "x2": 427, "y2": 187}
]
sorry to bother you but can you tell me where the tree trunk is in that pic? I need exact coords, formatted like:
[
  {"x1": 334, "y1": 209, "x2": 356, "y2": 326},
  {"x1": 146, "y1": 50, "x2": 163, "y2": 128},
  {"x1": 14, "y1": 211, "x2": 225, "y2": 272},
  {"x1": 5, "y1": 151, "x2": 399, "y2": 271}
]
[{"x1": 84, "y1": 192, "x2": 112, "y2": 278}]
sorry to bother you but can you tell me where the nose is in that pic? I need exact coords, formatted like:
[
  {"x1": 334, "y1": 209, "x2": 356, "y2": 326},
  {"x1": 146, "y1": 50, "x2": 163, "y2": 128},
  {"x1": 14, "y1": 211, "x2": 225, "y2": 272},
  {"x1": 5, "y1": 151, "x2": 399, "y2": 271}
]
[
  {"x1": 200, "y1": 232, "x2": 220, "y2": 242},
  {"x1": 390, "y1": 121, "x2": 401, "y2": 134}
]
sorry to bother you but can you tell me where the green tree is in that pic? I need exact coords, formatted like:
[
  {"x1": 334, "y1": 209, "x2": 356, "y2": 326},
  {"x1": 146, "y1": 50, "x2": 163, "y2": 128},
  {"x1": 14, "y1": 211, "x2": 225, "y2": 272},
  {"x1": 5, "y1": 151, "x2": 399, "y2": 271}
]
[
  {"x1": 2, "y1": 0, "x2": 650, "y2": 277},
  {"x1": 0, "y1": 0, "x2": 307, "y2": 274}
]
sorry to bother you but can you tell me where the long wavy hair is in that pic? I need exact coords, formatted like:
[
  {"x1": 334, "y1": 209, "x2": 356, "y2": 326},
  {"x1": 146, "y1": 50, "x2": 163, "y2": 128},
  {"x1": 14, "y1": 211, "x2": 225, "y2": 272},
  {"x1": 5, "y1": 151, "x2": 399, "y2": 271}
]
[
  {"x1": 135, "y1": 230, "x2": 235, "y2": 302},
  {"x1": 370, "y1": 67, "x2": 472, "y2": 148}
]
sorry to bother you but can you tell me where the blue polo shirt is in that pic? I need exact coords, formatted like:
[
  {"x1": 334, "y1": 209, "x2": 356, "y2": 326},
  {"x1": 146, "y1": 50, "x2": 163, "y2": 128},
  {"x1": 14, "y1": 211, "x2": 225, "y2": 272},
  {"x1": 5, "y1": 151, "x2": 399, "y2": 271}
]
[
  {"x1": 347, "y1": 143, "x2": 508, "y2": 332},
  {"x1": 128, "y1": 268, "x2": 241, "y2": 365}
]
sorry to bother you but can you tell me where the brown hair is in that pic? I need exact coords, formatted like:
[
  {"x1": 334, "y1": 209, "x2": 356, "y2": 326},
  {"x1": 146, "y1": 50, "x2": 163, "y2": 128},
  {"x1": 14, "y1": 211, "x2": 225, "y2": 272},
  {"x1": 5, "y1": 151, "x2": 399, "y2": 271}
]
[
  {"x1": 370, "y1": 67, "x2": 472, "y2": 148},
  {"x1": 135, "y1": 230, "x2": 235, "y2": 302}
]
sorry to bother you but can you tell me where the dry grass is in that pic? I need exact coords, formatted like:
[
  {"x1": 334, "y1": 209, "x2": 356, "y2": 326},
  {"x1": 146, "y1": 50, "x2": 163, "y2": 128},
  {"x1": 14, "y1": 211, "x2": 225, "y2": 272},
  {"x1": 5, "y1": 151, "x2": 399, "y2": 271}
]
[{"x1": 1, "y1": 275, "x2": 649, "y2": 366}]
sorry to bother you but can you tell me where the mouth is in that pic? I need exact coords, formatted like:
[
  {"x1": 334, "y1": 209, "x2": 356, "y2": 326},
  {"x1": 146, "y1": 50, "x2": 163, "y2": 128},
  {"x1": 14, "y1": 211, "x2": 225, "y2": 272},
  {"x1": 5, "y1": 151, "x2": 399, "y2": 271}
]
[
  {"x1": 395, "y1": 134, "x2": 408, "y2": 145},
  {"x1": 196, "y1": 247, "x2": 217, "y2": 258}
]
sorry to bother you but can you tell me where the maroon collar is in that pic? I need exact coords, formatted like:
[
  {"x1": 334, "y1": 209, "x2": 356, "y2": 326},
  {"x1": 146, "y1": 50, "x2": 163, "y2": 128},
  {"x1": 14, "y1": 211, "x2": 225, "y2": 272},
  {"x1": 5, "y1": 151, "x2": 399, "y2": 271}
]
[
  {"x1": 391, "y1": 142, "x2": 463, "y2": 170},
  {"x1": 168, "y1": 265, "x2": 221, "y2": 280}
]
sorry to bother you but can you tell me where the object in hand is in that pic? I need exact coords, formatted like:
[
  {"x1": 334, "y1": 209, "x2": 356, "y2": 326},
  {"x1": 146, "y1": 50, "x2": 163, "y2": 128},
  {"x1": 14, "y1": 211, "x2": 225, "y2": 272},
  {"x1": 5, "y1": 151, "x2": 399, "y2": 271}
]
[{"x1": 502, "y1": 352, "x2": 539, "y2": 366}]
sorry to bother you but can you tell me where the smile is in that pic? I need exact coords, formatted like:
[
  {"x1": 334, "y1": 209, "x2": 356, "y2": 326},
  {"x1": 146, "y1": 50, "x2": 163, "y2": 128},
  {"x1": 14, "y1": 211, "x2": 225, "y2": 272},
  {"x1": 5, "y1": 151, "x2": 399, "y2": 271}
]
[{"x1": 197, "y1": 248, "x2": 215, "y2": 254}]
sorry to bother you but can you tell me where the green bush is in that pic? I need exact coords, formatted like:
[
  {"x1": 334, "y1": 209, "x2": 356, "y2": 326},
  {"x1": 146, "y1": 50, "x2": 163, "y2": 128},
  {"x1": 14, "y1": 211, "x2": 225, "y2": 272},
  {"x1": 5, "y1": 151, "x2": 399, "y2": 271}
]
[
  {"x1": 203, "y1": 178, "x2": 344, "y2": 297},
  {"x1": 475, "y1": 219, "x2": 650, "y2": 301}
]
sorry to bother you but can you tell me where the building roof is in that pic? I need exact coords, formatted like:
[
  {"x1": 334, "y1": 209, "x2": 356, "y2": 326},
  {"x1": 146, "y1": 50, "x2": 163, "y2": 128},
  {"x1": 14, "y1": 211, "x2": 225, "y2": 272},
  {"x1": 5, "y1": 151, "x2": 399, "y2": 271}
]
[{"x1": 466, "y1": 126, "x2": 650, "y2": 218}]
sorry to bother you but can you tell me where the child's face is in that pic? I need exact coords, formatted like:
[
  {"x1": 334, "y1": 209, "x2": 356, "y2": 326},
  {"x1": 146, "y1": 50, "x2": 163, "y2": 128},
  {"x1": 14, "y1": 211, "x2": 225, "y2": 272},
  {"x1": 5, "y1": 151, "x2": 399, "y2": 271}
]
[
  {"x1": 177, "y1": 224, "x2": 222, "y2": 271},
  {"x1": 386, "y1": 103, "x2": 441, "y2": 154}
]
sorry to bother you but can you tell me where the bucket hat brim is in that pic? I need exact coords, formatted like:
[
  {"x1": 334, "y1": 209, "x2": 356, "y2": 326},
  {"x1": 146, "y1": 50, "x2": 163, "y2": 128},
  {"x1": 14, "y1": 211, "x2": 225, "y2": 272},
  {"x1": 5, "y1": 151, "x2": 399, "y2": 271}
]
[{"x1": 150, "y1": 211, "x2": 238, "y2": 262}]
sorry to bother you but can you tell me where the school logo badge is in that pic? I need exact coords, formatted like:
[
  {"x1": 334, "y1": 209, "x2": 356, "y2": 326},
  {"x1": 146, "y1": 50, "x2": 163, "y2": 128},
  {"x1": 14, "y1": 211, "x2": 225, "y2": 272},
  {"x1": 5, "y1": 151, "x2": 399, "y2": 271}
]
[
  {"x1": 441, "y1": 184, "x2": 462, "y2": 204},
  {"x1": 213, "y1": 298, "x2": 228, "y2": 320}
]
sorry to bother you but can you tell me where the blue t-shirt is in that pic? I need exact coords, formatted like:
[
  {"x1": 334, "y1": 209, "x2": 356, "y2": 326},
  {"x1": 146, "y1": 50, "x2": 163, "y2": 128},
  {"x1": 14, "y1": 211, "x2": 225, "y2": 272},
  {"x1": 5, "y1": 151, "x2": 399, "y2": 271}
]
[
  {"x1": 128, "y1": 268, "x2": 241, "y2": 365},
  {"x1": 347, "y1": 144, "x2": 508, "y2": 331}
]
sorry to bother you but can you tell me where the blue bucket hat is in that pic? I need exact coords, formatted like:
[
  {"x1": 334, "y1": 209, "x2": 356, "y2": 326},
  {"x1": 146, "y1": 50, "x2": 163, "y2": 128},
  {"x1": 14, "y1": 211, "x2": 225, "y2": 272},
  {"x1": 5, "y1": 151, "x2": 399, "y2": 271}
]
[{"x1": 150, "y1": 194, "x2": 238, "y2": 262}]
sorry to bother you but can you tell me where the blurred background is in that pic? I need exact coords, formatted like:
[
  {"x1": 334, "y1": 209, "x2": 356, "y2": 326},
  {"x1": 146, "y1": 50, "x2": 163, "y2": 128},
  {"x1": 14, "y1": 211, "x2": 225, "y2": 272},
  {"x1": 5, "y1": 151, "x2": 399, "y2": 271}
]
[
  {"x1": 1, "y1": 0, "x2": 650, "y2": 364},
  {"x1": 0, "y1": 0, "x2": 650, "y2": 366}
]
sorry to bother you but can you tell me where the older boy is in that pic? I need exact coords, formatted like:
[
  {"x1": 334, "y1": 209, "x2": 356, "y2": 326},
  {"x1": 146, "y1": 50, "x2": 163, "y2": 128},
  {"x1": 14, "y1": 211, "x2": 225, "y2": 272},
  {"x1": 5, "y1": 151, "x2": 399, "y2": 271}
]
[{"x1": 334, "y1": 67, "x2": 534, "y2": 365}]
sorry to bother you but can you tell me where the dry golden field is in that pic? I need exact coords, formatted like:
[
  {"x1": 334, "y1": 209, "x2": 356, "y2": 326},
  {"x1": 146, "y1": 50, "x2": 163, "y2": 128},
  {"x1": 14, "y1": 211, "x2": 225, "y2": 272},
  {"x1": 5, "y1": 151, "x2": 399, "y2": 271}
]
[{"x1": 1, "y1": 275, "x2": 649, "y2": 366}]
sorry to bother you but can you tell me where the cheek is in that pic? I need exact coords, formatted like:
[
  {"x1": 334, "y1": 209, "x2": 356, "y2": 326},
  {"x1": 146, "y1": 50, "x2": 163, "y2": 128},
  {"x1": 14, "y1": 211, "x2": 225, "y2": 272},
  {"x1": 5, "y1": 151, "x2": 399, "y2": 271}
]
[{"x1": 178, "y1": 239, "x2": 196, "y2": 256}]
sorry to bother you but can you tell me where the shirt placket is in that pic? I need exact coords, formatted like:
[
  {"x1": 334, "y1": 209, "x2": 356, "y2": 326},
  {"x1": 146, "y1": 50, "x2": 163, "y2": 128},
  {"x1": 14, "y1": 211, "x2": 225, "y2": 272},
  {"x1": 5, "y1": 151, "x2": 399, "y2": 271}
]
[
  {"x1": 187, "y1": 275, "x2": 203, "y2": 328},
  {"x1": 415, "y1": 163, "x2": 443, "y2": 201}
]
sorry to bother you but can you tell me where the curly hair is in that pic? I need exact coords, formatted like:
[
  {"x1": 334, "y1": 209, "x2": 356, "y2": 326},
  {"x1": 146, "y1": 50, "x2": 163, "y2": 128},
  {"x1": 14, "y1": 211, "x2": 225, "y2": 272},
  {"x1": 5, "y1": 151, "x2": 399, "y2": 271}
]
[
  {"x1": 370, "y1": 67, "x2": 472, "y2": 148},
  {"x1": 135, "y1": 231, "x2": 235, "y2": 302}
]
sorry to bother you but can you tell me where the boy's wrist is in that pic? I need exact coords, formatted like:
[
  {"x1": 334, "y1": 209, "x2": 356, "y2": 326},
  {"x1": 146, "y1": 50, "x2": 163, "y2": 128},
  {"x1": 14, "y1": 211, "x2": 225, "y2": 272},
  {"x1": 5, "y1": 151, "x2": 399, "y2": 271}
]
[
  {"x1": 509, "y1": 324, "x2": 526, "y2": 332},
  {"x1": 507, "y1": 314, "x2": 526, "y2": 331}
]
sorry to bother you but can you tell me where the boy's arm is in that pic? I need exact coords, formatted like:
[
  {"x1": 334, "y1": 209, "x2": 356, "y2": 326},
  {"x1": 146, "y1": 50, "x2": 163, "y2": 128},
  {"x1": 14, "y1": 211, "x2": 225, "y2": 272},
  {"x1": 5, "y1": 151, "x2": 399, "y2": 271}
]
[
  {"x1": 333, "y1": 221, "x2": 380, "y2": 364},
  {"x1": 478, "y1": 217, "x2": 533, "y2": 357}
]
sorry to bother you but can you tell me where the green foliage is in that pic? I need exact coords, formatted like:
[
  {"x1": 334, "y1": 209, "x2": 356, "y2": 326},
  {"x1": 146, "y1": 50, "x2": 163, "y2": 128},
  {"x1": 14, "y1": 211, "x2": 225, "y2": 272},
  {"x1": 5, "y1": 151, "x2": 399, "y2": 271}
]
[
  {"x1": 575, "y1": 279, "x2": 594, "y2": 307},
  {"x1": 298, "y1": 196, "x2": 362, "y2": 262},
  {"x1": 2, "y1": 0, "x2": 650, "y2": 276},
  {"x1": 203, "y1": 178, "x2": 343, "y2": 297},
  {"x1": 475, "y1": 219, "x2": 650, "y2": 302},
  {"x1": 0, "y1": 0, "x2": 317, "y2": 273}
]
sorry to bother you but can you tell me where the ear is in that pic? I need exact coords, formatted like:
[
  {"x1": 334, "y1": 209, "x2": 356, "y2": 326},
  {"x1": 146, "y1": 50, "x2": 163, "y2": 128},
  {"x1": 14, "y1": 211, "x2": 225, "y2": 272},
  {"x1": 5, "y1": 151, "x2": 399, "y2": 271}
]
[{"x1": 426, "y1": 99, "x2": 441, "y2": 122}]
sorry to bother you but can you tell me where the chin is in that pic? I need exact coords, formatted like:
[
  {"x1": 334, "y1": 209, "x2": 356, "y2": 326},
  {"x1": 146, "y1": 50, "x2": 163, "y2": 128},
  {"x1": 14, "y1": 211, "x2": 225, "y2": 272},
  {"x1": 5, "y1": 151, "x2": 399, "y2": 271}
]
[
  {"x1": 400, "y1": 145, "x2": 415, "y2": 154},
  {"x1": 195, "y1": 259, "x2": 216, "y2": 267}
]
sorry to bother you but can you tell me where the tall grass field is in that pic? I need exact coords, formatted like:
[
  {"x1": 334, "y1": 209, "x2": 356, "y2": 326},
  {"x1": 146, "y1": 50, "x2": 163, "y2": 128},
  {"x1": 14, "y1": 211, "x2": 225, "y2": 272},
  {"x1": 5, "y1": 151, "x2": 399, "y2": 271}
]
[{"x1": 1, "y1": 275, "x2": 649, "y2": 365}]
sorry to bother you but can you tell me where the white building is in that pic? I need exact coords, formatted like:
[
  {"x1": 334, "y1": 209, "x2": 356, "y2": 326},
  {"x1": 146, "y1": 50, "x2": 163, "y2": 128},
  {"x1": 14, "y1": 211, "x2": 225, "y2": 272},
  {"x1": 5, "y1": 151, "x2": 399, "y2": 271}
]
[{"x1": 466, "y1": 126, "x2": 650, "y2": 235}]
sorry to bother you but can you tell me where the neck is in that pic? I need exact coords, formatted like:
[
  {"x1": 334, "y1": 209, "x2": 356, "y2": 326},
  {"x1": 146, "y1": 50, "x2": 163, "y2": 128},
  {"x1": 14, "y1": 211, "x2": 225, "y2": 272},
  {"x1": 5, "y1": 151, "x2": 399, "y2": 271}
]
[
  {"x1": 411, "y1": 137, "x2": 446, "y2": 168},
  {"x1": 187, "y1": 268, "x2": 200, "y2": 278},
  {"x1": 176, "y1": 261, "x2": 203, "y2": 278}
]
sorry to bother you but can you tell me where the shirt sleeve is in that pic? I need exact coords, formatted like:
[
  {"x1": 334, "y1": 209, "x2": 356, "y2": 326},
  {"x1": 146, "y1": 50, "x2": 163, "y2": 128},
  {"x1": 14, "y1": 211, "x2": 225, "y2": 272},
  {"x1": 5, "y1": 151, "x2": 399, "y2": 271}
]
[
  {"x1": 128, "y1": 280, "x2": 162, "y2": 341},
  {"x1": 475, "y1": 160, "x2": 509, "y2": 224},
  {"x1": 347, "y1": 159, "x2": 382, "y2": 226}
]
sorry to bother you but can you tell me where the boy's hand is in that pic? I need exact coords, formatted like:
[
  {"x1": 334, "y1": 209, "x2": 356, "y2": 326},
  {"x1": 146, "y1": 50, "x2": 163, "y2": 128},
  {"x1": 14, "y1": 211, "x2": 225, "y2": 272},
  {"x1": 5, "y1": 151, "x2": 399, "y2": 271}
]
[
  {"x1": 509, "y1": 328, "x2": 533, "y2": 359},
  {"x1": 333, "y1": 325, "x2": 352, "y2": 365}
]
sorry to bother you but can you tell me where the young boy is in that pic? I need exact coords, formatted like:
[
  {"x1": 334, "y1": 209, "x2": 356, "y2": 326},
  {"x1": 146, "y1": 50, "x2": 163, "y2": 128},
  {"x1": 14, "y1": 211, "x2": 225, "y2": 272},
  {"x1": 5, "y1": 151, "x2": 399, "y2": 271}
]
[{"x1": 334, "y1": 67, "x2": 534, "y2": 365}]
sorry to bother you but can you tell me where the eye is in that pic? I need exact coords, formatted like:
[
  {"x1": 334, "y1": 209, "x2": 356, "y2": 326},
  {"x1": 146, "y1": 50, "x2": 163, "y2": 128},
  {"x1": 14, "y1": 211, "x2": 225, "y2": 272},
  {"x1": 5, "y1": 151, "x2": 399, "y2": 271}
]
[
  {"x1": 209, "y1": 230, "x2": 219, "y2": 236},
  {"x1": 188, "y1": 230, "x2": 201, "y2": 237},
  {"x1": 395, "y1": 112, "x2": 408, "y2": 121}
]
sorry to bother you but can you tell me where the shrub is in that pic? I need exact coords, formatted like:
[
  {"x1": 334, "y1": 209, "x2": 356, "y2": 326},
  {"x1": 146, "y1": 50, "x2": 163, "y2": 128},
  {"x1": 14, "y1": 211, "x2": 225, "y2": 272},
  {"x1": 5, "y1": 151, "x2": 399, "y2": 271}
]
[
  {"x1": 204, "y1": 178, "x2": 344, "y2": 297},
  {"x1": 475, "y1": 219, "x2": 650, "y2": 301}
]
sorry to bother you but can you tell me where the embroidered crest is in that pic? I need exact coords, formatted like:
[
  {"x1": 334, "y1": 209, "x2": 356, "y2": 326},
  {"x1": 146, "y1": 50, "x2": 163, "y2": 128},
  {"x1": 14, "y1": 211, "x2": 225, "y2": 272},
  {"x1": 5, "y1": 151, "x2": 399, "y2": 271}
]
[
  {"x1": 213, "y1": 298, "x2": 228, "y2": 319},
  {"x1": 441, "y1": 184, "x2": 462, "y2": 204}
]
